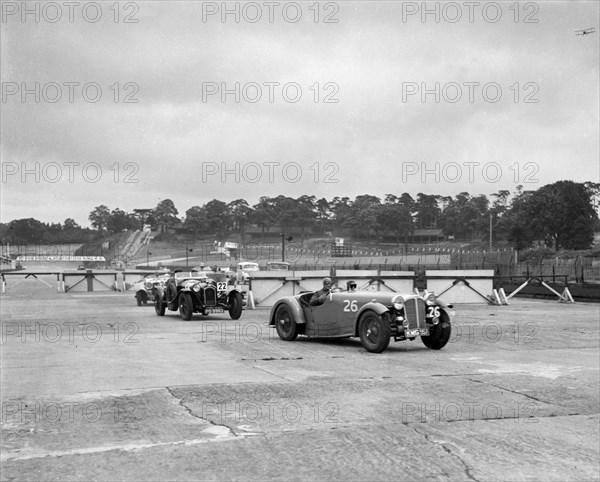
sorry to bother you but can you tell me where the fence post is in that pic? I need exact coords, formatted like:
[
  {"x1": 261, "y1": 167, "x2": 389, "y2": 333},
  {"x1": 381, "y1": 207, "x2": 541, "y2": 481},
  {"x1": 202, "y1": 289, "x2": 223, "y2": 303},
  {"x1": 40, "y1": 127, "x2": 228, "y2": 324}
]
[{"x1": 86, "y1": 269, "x2": 93, "y2": 292}]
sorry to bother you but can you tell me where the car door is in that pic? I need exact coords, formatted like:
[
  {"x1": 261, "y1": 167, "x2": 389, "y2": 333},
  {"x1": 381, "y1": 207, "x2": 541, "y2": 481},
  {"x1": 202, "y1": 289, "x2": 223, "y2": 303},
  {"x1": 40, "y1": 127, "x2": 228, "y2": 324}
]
[
  {"x1": 306, "y1": 293, "x2": 353, "y2": 337},
  {"x1": 334, "y1": 293, "x2": 360, "y2": 335}
]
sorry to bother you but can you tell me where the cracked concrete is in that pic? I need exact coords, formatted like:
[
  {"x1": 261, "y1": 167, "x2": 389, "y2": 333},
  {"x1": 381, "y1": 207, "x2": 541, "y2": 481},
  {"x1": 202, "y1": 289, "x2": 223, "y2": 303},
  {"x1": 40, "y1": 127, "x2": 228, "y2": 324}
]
[
  {"x1": 412, "y1": 426, "x2": 480, "y2": 482},
  {"x1": 165, "y1": 386, "x2": 239, "y2": 438}
]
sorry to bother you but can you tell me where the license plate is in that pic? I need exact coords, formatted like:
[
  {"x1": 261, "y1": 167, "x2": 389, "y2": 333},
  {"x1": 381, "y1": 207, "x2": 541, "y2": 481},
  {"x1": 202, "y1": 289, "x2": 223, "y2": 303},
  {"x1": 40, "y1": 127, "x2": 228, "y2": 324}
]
[
  {"x1": 405, "y1": 328, "x2": 428, "y2": 337},
  {"x1": 206, "y1": 308, "x2": 224, "y2": 314}
]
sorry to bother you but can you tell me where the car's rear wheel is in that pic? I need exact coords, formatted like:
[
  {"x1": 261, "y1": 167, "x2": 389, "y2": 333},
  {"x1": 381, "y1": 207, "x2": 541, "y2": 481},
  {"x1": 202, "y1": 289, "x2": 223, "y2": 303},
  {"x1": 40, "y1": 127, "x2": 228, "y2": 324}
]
[
  {"x1": 358, "y1": 310, "x2": 391, "y2": 353},
  {"x1": 154, "y1": 292, "x2": 166, "y2": 316},
  {"x1": 179, "y1": 293, "x2": 194, "y2": 321},
  {"x1": 228, "y1": 291, "x2": 243, "y2": 320},
  {"x1": 421, "y1": 311, "x2": 451, "y2": 350},
  {"x1": 274, "y1": 305, "x2": 298, "y2": 341}
]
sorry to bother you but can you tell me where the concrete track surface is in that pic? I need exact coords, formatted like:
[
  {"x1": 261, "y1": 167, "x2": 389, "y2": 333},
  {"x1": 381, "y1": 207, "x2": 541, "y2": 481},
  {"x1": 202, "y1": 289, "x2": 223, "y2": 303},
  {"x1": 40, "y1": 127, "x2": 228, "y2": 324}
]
[{"x1": 1, "y1": 284, "x2": 599, "y2": 481}]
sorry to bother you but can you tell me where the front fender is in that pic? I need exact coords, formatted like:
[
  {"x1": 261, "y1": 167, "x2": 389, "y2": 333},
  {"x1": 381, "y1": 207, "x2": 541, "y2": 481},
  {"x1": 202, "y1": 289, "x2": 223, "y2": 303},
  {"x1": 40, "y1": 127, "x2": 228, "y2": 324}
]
[
  {"x1": 435, "y1": 297, "x2": 454, "y2": 309},
  {"x1": 355, "y1": 302, "x2": 390, "y2": 336},
  {"x1": 154, "y1": 286, "x2": 165, "y2": 299},
  {"x1": 439, "y1": 306, "x2": 454, "y2": 323},
  {"x1": 269, "y1": 297, "x2": 308, "y2": 325}
]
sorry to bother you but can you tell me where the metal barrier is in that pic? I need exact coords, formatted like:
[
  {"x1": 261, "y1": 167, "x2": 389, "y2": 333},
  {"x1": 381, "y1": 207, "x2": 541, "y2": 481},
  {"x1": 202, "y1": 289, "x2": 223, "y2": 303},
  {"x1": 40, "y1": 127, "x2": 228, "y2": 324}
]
[
  {"x1": 0, "y1": 270, "x2": 166, "y2": 294},
  {"x1": 62, "y1": 270, "x2": 119, "y2": 293},
  {"x1": 426, "y1": 270, "x2": 495, "y2": 304},
  {"x1": 0, "y1": 269, "x2": 580, "y2": 305},
  {"x1": 249, "y1": 270, "x2": 330, "y2": 306},
  {"x1": 493, "y1": 276, "x2": 575, "y2": 304},
  {"x1": 248, "y1": 269, "x2": 416, "y2": 308},
  {"x1": 1, "y1": 272, "x2": 61, "y2": 293}
]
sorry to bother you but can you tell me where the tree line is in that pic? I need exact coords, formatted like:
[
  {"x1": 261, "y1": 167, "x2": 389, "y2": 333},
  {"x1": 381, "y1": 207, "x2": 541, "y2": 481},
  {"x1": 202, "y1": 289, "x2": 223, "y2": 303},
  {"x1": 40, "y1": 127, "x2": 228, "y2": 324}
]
[{"x1": 2, "y1": 181, "x2": 599, "y2": 251}]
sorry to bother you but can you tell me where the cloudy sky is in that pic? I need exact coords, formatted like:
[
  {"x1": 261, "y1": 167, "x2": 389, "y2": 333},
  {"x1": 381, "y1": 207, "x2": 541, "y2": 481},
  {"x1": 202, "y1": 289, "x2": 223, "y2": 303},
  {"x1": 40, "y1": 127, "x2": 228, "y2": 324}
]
[{"x1": 1, "y1": 0, "x2": 598, "y2": 227}]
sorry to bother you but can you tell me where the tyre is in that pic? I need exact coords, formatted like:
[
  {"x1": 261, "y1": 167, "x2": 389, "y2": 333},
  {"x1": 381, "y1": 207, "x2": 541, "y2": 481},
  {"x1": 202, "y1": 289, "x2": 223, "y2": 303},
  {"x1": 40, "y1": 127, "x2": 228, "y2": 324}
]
[
  {"x1": 228, "y1": 291, "x2": 243, "y2": 320},
  {"x1": 136, "y1": 291, "x2": 144, "y2": 306},
  {"x1": 358, "y1": 310, "x2": 391, "y2": 353},
  {"x1": 154, "y1": 292, "x2": 166, "y2": 316},
  {"x1": 274, "y1": 304, "x2": 298, "y2": 341},
  {"x1": 179, "y1": 292, "x2": 194, "y2": 321},
  {"x1": 421, "y1": 311, "x2": 451, "y2": 350}
]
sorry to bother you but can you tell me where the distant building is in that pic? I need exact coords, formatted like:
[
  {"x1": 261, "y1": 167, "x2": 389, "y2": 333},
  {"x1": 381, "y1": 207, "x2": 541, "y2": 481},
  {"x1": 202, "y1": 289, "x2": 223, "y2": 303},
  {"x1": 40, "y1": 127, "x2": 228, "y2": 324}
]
[{"x1": 404, "y1": 229, "x2": 445, "y2": 243}]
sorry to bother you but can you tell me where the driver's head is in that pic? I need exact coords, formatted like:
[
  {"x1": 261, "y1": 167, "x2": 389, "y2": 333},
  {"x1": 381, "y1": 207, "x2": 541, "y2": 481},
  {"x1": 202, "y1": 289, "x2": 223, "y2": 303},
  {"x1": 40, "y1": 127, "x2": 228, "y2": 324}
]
[{"x1": 322, "y1": 277, "x2": 332, "y2": 292}]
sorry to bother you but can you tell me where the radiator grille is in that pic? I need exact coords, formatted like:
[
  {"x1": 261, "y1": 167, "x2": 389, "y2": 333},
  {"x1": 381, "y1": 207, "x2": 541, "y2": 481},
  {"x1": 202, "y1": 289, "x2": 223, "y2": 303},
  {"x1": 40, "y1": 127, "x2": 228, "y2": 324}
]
[
  {"x1": 404, "y1": 298, "x2": 427, "y2": 329},
  {"x1": 203, "y1": 286, "x2": 217, "y2": 306}
]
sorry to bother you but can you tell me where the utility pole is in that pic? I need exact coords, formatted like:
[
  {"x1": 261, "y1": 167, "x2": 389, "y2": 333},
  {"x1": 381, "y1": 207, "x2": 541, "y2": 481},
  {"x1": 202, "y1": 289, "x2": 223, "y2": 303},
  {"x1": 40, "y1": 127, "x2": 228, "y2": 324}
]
[
  {"x1": 489, "y1": 213, "x2": 493, "y2": 252},
  {"x1": 280, "y1": 233, "x2": 292, "y2": 262},
  {"x1": 185, "y1": 242, "x2": 193, "y2": 267},
  {"x1": 147, "y1": 250, "x2": 152, "y2": 266}
]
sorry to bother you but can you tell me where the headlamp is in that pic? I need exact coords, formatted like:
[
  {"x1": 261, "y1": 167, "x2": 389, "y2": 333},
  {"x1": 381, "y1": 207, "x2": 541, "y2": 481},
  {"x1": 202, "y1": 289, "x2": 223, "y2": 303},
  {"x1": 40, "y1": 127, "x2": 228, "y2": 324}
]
[
  {"x1": 391, "y1": 295, "x2": 404, "y2": 311},
  {"x1": 425, "y1": 293, "x2": 437, "y2": 304}
]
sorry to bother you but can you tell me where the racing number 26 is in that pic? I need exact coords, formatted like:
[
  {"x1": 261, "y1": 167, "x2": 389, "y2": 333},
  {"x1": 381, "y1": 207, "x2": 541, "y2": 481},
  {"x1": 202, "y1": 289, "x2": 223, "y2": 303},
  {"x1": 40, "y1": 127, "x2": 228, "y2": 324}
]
[
  {"x1": 343, "y1": 300, "x2": 358, "y2": 312},
  {"x1": 427, "y1": 306, "x2": 440, "y2": 318}
]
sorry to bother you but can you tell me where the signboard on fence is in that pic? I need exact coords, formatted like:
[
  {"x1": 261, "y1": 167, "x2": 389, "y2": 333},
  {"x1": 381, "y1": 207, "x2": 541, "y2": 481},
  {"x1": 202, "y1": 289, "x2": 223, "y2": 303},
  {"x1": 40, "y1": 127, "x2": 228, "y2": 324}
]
[{"x1": 17, "y1": 256, "x2": 106, "y2": 262}]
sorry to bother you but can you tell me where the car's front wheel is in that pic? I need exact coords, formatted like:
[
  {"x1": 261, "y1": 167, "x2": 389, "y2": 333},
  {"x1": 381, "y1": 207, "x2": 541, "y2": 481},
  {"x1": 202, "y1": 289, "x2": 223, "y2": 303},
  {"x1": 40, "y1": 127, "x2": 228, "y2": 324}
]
[
  {"x1": 136, "y1": 291, "x2": 147, "y2": 306},
  {"x1": 179, "y1": 293, "x2": 194, "y2": 321},
  {"x1": 274, "y1": 305, "x2": 298, "y2": 341},
  {"x1": 154, "y1": 292, "x2": 166, "y2": 316},
  {"x1": 228, "y1": 291, "x2": 243, "y2": 320},
  {"x1": 421, "y1": 311, "x2": 451, "y2": 350},
  {"x1": 358, "y1": 310, "x2": 391, "y2": 353}
]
